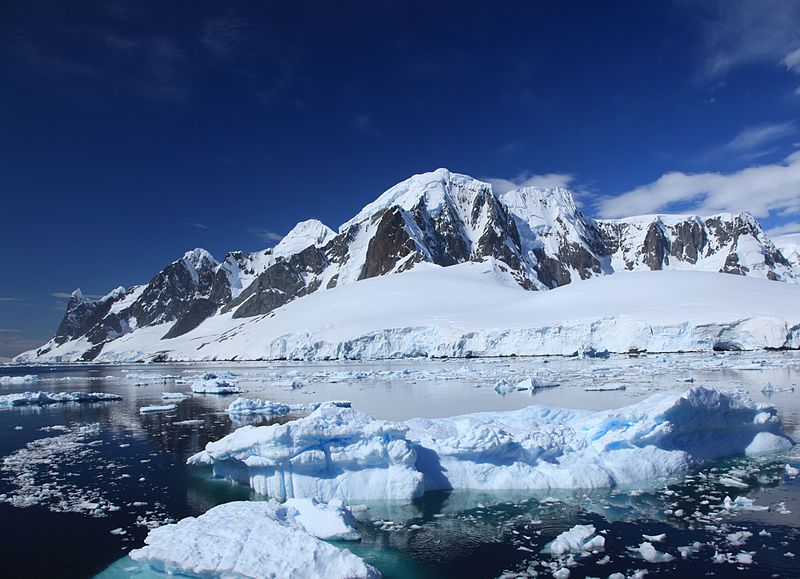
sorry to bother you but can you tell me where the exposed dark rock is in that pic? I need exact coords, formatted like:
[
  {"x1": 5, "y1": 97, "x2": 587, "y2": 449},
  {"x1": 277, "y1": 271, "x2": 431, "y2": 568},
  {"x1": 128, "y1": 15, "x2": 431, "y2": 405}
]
[
  {"x1": 163, "y1": 298, "x2": 219, "y2": 339},
  {"x1": 360, "y1": 207, "x2": 420, "y2": 280}
]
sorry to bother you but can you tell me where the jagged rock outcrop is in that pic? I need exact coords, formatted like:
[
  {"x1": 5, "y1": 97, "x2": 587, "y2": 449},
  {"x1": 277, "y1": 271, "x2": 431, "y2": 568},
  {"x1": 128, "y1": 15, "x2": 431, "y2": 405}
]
[{"x1": 19, "y1": 168, "x2": 799, "y2": 362}]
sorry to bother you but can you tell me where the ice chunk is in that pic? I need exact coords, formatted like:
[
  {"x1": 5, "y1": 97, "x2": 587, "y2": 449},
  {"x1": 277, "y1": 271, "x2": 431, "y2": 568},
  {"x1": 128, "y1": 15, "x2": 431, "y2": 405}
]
[
  {"x1": 130, "y1": 500, "x2": 379, "y2": 578},
  {"x1": 635, "y1": 542, "x2": 674, "y2": 563},
  {"x1": 190, "y1": 373, "x2": 243, "y2": 394},
  {"x1": 786, "y1": 464, "x2": 799, "y2": 477},
  {"x1": 543, "y1": 524, "x2": 605, "y2": 556},
  {"x1": 226, "y1": 397, "x2": 305, "y2": 416},
  {"x1": 722, "y1": 496, "x2": 768, "y2": 512}
]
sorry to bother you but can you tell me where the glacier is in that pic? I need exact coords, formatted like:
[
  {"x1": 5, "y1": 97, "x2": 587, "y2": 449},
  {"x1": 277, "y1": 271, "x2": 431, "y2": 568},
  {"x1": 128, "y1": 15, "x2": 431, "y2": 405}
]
[
  {"x1": 28, "y1": 263, "x2": 800, "y2": 363},
  {"x1": 129, "y1": 499, "x2": 379, "y2": 579},
  {"x1": 188, "y1": 387, "x2": 794, "y2": 502}
]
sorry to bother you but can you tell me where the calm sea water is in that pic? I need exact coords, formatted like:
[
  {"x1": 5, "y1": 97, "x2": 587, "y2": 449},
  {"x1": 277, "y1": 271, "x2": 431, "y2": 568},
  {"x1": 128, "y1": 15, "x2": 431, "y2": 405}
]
[{"x1": 0, "y1": 353, "x2": 798, "y2": 578}]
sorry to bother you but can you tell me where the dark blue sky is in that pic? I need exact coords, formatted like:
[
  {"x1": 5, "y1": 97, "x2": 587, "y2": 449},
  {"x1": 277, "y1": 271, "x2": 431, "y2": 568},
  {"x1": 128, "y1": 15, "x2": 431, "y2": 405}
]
[{"x1": 2, "y1": 0, "x2": 800, "y2": 357}]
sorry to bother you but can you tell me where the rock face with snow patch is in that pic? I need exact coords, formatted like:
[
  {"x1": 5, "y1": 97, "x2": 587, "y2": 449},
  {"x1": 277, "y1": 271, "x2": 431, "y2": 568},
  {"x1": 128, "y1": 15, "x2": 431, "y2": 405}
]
[
  {"x1": 188, "y1": 387, "x2": 793, "y2": 502},
  {"x1": 18, "y1": 169, "x2": 800, "y2": 362}
]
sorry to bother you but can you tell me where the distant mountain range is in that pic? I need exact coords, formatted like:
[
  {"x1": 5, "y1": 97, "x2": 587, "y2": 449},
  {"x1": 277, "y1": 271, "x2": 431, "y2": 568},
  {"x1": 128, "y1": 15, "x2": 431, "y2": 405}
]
[{"x1": 16, "y1": 169, "x2": 800, "y2": 363}]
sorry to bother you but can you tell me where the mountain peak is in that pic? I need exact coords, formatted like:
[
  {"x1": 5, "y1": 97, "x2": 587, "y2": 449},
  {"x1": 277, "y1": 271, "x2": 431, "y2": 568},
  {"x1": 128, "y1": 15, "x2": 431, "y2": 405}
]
[
  {"x1": 341, "y1": 168, "x2": 491, "y2": 231},
  {"x1": 274, "y1": 219, "x2": 336, "y2": 256}
]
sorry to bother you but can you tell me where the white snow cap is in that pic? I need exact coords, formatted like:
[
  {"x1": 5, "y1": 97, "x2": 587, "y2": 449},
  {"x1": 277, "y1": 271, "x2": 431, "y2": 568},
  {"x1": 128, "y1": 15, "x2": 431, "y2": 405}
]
[
  {"x1": 274, "y1": 219, "x2": 336, "y2": 256},
  {"x1": 181, "y1": 248, "x2": 217, "y2": 269},
  {"x1": 341, "y1": 168, "x2": 492, "y2": 230}
]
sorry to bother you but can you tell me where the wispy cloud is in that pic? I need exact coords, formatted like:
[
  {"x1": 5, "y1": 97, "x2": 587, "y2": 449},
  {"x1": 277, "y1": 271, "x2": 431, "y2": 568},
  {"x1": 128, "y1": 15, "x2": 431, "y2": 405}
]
[
  {"x1": 766, "y1": 221, "x2": 800, "y2": 237},
  {"x1": 51, "y1": 292, "x2": 103, "y2": 300},
  {"x1": 0, "y1": 329, "x2": 22, "y2": 333},
  {"x1": 724, "y1": 122, "x2": 796, "y2": 153},
  {"x1": 596, "y1": 150, "x2": 800, "y2": 222},
  {"x1": 689, "y1": 0, "x2": 800, "y2": 80},
  {"x1": 484, "y1": 172, "x2": 576, "y2": 194},
  {"x1": 0, "y1": 297, "x2": 24, "y2": 302},
  {"x1": 202, "y1": 15, "x2": 250, "y2": 60},
  {"x1": 184, "y1": 222, "x2": 209, "y2": 230},
  {"x1": 249, "y1": 228, "x2": 284, "y2": 243},
  {"x1": 350, "y1": 113, "x2": 380, "y2": 136}
]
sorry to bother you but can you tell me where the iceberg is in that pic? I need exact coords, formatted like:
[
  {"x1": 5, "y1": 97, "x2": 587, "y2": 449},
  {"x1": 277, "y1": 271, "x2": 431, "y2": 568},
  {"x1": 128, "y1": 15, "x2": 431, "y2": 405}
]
[
  {"x1": 129, "y1": 499, "x2": 379, "y2": 579},
  {"x1": 0, "y1": 391, "x2": 122, "y2": 407},
  {"x1": 189, "y1": 387, "x2": 794, "y2": 502}
]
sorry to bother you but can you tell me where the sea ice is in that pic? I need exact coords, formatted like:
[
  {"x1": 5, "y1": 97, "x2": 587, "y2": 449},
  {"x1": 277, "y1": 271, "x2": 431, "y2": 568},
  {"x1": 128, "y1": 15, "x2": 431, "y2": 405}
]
[
  {"x1": 129, "y1": 500, "x2": 379, "y2": 579},
  {"x1": 0, "y1": 374, "x2": 38, "y2": 385},
  {"x1": 189, "y1": 387, "x2": 794, "y2": 502}
]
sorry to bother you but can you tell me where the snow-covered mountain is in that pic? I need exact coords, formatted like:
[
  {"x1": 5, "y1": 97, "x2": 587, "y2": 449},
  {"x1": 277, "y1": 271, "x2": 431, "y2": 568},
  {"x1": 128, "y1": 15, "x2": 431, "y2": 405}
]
[{"x1": 16, "y1": 168, "x2": 800, "y2": 363}]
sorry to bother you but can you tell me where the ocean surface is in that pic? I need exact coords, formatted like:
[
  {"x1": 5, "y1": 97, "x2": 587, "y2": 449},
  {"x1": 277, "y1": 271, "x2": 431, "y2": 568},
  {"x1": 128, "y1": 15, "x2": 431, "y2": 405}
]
[{"x1": 0, "y1": 352, "x2": 798, "y2": 578}]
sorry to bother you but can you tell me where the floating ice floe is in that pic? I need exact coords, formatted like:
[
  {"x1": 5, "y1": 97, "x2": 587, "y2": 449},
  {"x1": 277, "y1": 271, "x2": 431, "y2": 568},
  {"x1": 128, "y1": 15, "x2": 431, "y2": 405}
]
[
  {"x1": 585, "y1": 383, "x2": 628, "y2": 392},
  {"x1": 161, "y1": 392, "x2": 189, "y2": 400},
  {"x1": 139, "y1": 404, "x2": 178, "y2": 415},
  {"x1": 786, "y1": 464, "x2": 799, "y2": 477},
  {"x1": 0, "y1": 374, "x2": 38, "y2": 385},
  {"x1": 494, "y1": 377, "x2": 558, "y2": 395},
  {"x1": 129, "y1": 499, "x2": 379, "y2": 579},
  {"x1": 189, "y1": 386, "x2": 794, "y2": 502},
  {"x1": 190, "y1": 373, "x2": 243, "y2": 394},
  {"x1": 761, "y1": 382, "x2": 795, "y2": 394},
  {"x1": 0, "y1": 391, "x2": 122, "y2": 407},
  {"x1": 633, "y1": 542, "x2": 674, "y2": 563},
  {"x1": 226, "y1": 398, "x2": 352, "y2": 416}
]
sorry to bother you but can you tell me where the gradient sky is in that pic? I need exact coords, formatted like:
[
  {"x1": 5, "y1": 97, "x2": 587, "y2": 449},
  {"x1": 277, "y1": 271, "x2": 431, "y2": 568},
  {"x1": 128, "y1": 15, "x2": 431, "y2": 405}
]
[{"x1": 2, "y1": 0, "x2": 800, "y2": 358}]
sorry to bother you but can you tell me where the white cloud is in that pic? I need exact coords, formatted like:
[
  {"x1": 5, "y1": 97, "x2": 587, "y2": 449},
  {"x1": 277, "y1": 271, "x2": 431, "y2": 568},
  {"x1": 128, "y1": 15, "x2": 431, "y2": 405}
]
[
  {"x1": 690, "y1": 0, "x2": 800, "y2": 79},
  {"x1": 485, "y1": 172, "x2": 575, "y2": 194},
  {"x1": 184, "y1": 222, "x2": 209, "y2": 229},
  {"x1": 782, "y1": 48, "x2": 800, "y2": 73},
  {"x1": 597, "y1": 150, "x2": 800, "y2": 219},
  {"x1": 249, "y1": 228, "x2": 283, "y2": 243}
]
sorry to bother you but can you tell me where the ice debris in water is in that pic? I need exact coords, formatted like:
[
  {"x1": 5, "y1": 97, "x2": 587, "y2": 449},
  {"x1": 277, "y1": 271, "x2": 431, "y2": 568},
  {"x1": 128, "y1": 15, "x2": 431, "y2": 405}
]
[
  {"x1": 0, "y1": 391, "x2": 122, "y2": 407},
  {"x1": 189, "y1": 386, "x2": 793, "y2": 502},
  {"x1": 129, "y1": 499, "x2": 380, "y2": 579},
  {"x1": 190, "y1": 373, "x2": 243, "y2": 394},
  {"x1": 0, "y1": 424, "x2": 116, "y2": 516}
]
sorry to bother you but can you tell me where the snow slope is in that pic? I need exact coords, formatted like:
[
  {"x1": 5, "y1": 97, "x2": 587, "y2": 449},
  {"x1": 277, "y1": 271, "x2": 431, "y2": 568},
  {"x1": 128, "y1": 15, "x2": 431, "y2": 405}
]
[
  {"x1": 25, "y1": 260, "x2": 799, "y2": 362},
  {"x1": 188, "y1": 387, "x2": 793, "y2": 502}
]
